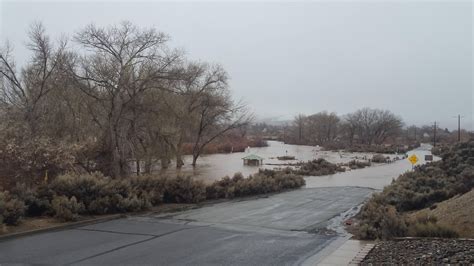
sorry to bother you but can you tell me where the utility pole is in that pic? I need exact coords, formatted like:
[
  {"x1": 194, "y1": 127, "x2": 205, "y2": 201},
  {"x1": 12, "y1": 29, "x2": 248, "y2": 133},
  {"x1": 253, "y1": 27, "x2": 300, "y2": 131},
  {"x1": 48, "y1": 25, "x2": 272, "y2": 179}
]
[
  {"x1": 453, "y1": 115, "x2": 464, "y2": 142},
  {"x1": 433, "y1": 122, "x2": 437, "y2": 147},
  {"x1": 457, "y1": 115, "x2": 461, "y2": 142}
]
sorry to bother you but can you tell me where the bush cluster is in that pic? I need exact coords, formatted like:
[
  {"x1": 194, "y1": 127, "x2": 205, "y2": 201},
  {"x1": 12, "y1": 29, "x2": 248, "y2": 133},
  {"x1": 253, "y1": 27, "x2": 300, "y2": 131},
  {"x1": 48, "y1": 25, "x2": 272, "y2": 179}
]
[
  {"x1": 295, "y1": 159, "x2": 345, "y2": 176},
  {"x1": 206, "y1": 170, "x2": 305, "y2": 199},
  {"x1": 1, "y1": 168, "x2": 306, "y2": 225},
  {"x1": 371, "y1": 154, "x2": 389, "y2": 163},
  {"x1": 347, "y1": 160, "x2": 371, "y2": 169},
  {"x1": 0, "y1": 134, "x2": 77, "y2": 188},
  {"x1": 355, "y1": 194, "x2": 408, "y2": 240},
  {"x1": 0, "y1": 191, "x2": 26, "y2": 225},
  {"x1": 347, "y1": 144, "x2": 415, "y2": 154},
  {"x1": 355, "y1": 140, "x2": 473, "y2": 240},
  {"x1": 407, "y1": 214, "x2": 458, "y2": 238}
]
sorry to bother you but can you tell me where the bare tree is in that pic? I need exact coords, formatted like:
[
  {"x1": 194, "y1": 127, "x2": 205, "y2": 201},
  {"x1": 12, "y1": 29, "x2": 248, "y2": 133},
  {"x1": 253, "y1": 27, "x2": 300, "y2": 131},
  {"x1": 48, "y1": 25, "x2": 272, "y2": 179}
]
[
  {"x1": 343, "y1": 108, "x2": 403, "y2": 145},
  {"x1": 72, "y1": 21, "x2": 181, "y2": 177},
  {"x1": 0, "y1": 22, "x2": 67, "y2": 132},
  {"x1": 293, "y1": 114, "x2": 307, "y2": 144},
  {"x1": 306, "y1": 111, "x2": 340, "y2": 145}
]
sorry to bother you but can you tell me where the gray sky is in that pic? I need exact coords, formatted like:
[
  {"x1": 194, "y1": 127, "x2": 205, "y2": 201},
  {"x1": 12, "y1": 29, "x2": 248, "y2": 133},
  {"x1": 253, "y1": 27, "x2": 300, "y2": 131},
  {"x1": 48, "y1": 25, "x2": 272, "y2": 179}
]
[{"x1": 1, "y1": 0, "x2": 472, "y2": 130}]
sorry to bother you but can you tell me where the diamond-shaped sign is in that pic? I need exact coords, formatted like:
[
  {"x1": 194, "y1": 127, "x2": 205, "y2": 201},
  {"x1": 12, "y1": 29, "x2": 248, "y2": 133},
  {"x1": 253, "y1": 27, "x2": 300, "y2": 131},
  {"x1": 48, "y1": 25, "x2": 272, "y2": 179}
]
[{"x1": 408, "y1": 154, "x2": 419, "y2": 165}]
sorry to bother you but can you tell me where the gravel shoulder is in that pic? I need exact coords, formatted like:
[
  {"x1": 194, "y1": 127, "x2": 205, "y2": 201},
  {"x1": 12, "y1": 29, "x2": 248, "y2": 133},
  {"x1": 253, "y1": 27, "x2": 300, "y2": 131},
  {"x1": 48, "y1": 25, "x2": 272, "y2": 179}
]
[{"x1": 361, "y1": 239, "x2": 474, "y2": 265}]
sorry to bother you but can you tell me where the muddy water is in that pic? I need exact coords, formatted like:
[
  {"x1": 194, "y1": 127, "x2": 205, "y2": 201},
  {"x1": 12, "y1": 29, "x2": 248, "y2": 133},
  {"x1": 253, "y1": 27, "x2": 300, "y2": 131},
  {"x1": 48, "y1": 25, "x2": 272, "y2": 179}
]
[
  {"x1": 304, "y1": 143, "x2": 438, "y2": 189},
  {"x1": 160, "y1": 140, "x2": 422, "y2": 188}
]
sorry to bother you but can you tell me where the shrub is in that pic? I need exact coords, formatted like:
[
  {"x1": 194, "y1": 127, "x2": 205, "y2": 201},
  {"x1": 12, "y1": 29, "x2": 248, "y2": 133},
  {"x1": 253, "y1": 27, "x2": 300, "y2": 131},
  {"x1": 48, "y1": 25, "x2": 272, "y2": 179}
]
[
  {"x1": 295, "y1": 159, "x2": 345, "y2": 176},
  {"x1": 10, "y1": 183, "x2": 51, "y2": 216},
  {"x1": 371, "y1": 154, "x2": 387, "y2": 163},
  {"x1": 130, "y1": 175, "x2": 166, "y2": 205},
  {"x1": 116, "y1": 195, "x2": 152, "y2": 212},
  {"x1": 50, "y1": 173, "x2": 161, "y2": 214},
  {"x1": 163, "y1": 176, "x2": 206, "y2": 203},
  {"x1": 51, "y1": 195, "x2": 84, "y2": 221},
  {"x1": 407, "y1": 214, "x2": 459, "y2": 238},
  {"x1": 49, "y1": 172, "x2": 110, "y2": 208},
  {"x1": 0, "y1": 191, "x2": 26, "y2": 225},
  {"x1": 0, "y1": 134, "x2": 76, "y2": 187},
  {"x1": 347, "y1": 160, "x2": 371, "y2": 169},
  {"x1": 206, "y1": 171, "x2": 305, "y2": 200},
  {"x1": 355, "y1": 195, "x2": 407, "y2": 240}
]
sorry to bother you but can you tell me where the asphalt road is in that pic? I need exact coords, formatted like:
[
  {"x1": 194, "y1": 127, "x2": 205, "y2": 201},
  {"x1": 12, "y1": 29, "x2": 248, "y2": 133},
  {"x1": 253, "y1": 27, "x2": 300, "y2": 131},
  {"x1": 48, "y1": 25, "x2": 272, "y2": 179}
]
[{"x1": 0, "y1": 187, "x2": 372, "y2": 265}]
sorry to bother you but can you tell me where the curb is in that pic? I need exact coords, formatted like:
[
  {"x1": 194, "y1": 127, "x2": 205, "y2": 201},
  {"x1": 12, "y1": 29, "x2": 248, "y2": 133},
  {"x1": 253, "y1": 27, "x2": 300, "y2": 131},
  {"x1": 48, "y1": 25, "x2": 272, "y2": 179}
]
[
  {"x1": 349, "y1": 243, "x2": 376, "y2": 265},
  {"x1": 0, "y1": 214, "x2": 124, "y2": 242}
]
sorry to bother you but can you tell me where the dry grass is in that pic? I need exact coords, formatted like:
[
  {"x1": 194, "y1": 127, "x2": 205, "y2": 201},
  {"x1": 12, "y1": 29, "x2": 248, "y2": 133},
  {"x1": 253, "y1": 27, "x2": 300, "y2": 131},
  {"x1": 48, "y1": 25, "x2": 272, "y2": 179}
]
[{"x1": 409, "y1": 189, "x2": 474, "y2": 238}]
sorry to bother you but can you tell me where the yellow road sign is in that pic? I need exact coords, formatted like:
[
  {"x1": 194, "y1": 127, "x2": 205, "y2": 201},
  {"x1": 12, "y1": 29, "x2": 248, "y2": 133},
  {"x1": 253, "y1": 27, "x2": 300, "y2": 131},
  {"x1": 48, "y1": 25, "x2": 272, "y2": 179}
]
[{"x1": 408, "y1": 154, "x2": 419, "y2": 165}]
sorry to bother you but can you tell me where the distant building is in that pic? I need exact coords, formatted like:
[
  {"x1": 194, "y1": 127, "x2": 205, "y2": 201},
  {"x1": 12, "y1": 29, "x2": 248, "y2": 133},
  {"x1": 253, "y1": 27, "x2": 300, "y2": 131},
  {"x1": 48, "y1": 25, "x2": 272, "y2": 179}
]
[{"x1": 242, "y1": 154, "x2": 264, "y2": 166}]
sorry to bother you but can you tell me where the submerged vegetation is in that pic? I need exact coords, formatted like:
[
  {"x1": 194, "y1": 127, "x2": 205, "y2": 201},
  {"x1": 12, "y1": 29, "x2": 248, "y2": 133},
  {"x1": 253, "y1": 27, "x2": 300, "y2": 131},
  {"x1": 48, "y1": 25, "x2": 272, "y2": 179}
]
[
  {"x1": 294, "y1": 158, "x2": 346, "y2": 176},
  {"x1": 355, "y1": 140, "x2": 474, "y2": 239}
]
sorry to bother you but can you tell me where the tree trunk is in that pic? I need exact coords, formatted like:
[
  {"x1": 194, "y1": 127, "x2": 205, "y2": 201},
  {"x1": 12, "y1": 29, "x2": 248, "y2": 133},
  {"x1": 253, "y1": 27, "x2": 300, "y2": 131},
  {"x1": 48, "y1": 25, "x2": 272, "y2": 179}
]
[
  {"x1": 192, "y1": 155, "x2": 198, "y2": 167},
  {"x1": 144, "y1": 157, "x2": 153, "y2": 174},
  {"x1": 136, "y1": 159, "x2": 140, "y2": 176},
  {"x1": 175, "y1": 137, "x2": 184, "y2": 169},
  {"x1": 161, "y1": 157, "x2": 170, "y2": 169}
]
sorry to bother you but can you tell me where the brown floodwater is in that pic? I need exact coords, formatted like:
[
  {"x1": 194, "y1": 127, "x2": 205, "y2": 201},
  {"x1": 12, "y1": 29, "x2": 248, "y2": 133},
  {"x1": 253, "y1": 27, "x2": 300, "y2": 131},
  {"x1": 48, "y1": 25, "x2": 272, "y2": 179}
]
[
  {"x1": 304, "y1": 143, "x2": 438, "y2": 189},
  {"x1": 155, "y1": 141, "x2": 435, "y2": 189}
]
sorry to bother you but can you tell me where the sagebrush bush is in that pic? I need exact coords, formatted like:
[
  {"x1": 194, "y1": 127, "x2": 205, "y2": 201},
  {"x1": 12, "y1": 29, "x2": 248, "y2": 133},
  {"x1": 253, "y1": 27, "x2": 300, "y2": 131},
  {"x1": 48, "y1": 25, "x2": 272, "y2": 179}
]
[
  {"x1": 0, "y1": 191, "x2": 26, "y2": 225},
  {"x1": 371, "y1": 154, "x2": 388, "y2": 163},
  {"x1": 130, "y1": 175, "x2": 166, "y2": 205},
  {"x1": 50, "y1": 173, "x2": 159, "y2": 214},
  {"x1": 407, "y1": 214, "x2": 459, "y2": 238},
  {"x1": 347, "y1": 144, "x2": 409, "y2": 154},
  {"x1": 355, "y1": 195, "x2": 407, "y2": 240},
  {"x1": 10, "y1": 183, "x2": 51, "y2": 216},
  {"x1": 163, "y1": 176, "x2": 206, "y2": 203},
  {"x1": 1, "y1": 167, "x2": 306, "y2": 225},
  {"x1": 51, "y1": 195, "x2": 84, "y2": 221},
  {"x1": 295, "y1": 159, "x2": 345, "y2": 176},
  {"x1": 347, "y1": 160, "x2": 371, "y2": 169},
  {"x1": 206, "y1": 171, "x2": 305, "y2": 200},
  {"x1": 50, "y1": 172, "x2": 109, "y2": 208}
]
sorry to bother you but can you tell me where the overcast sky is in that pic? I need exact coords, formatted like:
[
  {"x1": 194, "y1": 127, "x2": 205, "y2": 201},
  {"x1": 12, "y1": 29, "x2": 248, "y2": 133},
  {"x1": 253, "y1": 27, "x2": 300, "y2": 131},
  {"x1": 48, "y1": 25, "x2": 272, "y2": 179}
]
[{"x1": 1, "y1": 0, "x2": 472, "y2": 130}]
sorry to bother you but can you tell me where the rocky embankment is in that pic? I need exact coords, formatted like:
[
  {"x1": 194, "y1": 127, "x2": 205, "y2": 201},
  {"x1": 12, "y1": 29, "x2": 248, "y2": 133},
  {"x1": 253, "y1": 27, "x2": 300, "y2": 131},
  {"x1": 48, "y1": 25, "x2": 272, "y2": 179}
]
[{"x1": 361, "y1": 239, "x2": 474, "y2": 265}]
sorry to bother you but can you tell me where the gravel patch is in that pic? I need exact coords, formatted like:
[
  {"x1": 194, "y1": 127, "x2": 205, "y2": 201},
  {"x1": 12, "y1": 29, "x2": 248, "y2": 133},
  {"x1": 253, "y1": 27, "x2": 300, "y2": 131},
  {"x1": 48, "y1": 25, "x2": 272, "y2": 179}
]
[{"x1": 361, "y1": 239, "x2": 474, "y2": 265}]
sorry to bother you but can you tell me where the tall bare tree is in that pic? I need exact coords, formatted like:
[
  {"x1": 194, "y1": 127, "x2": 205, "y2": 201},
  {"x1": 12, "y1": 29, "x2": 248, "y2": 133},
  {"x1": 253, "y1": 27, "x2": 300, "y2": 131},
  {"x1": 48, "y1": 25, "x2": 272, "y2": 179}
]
[{"x1": 72, "y1": 21, "x2": 181, "y2": 177}]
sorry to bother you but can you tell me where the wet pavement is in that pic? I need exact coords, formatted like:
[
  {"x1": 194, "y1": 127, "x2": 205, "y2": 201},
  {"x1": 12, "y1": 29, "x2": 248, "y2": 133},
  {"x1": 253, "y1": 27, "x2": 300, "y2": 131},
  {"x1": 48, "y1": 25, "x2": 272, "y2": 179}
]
[{"x1": 0, "y1": 187, "x2": 372, "y2": 265}]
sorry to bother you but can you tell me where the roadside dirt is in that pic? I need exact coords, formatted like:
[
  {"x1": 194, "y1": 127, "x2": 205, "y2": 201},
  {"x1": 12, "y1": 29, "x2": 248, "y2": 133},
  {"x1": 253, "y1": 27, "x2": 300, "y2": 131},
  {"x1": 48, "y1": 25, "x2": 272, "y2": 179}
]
[{"x1": 409, "y1": 189, "x2": 474, "y2": 238}]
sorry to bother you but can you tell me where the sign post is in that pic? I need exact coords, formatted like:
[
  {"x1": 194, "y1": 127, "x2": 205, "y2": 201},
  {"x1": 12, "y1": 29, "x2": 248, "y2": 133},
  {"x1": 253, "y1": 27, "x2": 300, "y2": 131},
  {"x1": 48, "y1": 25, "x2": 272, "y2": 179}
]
[{"x1": 408, "y1": 154, "x2": 419, "y2": 169}]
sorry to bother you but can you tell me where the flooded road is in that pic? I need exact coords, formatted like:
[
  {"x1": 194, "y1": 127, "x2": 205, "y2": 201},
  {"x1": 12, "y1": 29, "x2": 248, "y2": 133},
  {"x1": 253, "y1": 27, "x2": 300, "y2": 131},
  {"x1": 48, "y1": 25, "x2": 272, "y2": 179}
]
[
  {"x1": 163, "y1": 141, "x2": 404, "y2": 184},
  {"x1": 304, "y1": 143, "x2": 437, "y2": 189}
]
